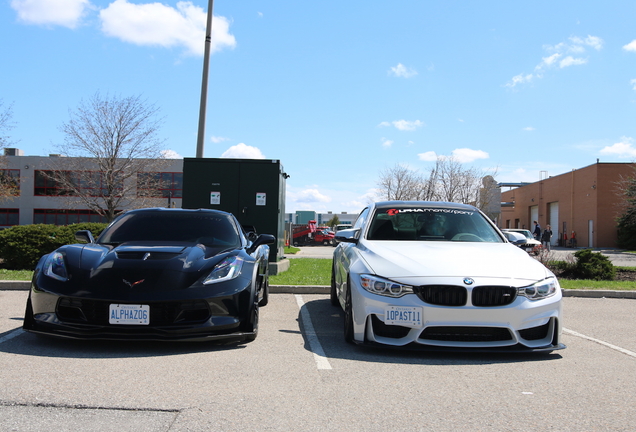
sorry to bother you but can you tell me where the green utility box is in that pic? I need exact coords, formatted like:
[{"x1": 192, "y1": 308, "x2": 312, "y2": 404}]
[{"x1": 181, "y1": 158, "x2": 287, "y2": 262}]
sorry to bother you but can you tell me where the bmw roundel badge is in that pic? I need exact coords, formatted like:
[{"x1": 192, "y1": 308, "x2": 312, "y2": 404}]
[{"x1": 463, "y1": 278, "x2": 474, "y2": 285}]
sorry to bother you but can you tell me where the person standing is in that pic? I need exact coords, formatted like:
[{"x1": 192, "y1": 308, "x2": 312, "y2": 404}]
[
  {"x1": 541, "y1": 225, "x2": 553, "y2": 251},
  {"x1": 533, "y1": 221, "x2": 541, "y2": 240}
]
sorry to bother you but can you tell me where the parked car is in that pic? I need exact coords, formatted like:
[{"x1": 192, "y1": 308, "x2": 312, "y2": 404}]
[
  {"x1": 23, "y1": 208, "x2": 275, "y2": 343},
  {"x1": 501, "y1": 228, "x2": 542, "y2": 255},
  {"x1": 331, "y1": 201, "x2": 564, "y2": 352}
]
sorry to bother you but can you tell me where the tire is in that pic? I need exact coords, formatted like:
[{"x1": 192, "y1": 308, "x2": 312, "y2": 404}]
[
  {"x1": 343, "y1": 283, "x2": 354, "y2": 344},
  {"x1": 23, "y1": 296, "x2": 35, "y2": 330},
  {"x1": 258, "y1": 275, "x2": 269, "y2": 307},
  {"x1": 244, "y1": 299, "x2": 259, "y2": 342},
  {"x1": 330, "y1": 263, "x2": 339, "y2": 306}
]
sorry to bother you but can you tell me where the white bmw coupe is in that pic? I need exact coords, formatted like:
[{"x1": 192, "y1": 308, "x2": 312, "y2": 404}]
[{"x1": 331, "y1": 201, "x2": 565, "y2": 352}]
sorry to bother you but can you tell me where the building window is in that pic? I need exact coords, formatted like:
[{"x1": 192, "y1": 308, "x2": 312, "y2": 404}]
[
  {"x1": 137, "y1": 172, "x2": 183, "y2": 198},
  {"x1": 33, "y1": 209, "x2": 110, "y2": 225},
  {"x1": 34, "y1": 170, "x2": 123, "y2": 197},
  {"x1": 0, "y1": 169, "x2": 20, "y2": 196},
  {"x1": 0, "y1": 208, "x2": 19, "y2": 226}
]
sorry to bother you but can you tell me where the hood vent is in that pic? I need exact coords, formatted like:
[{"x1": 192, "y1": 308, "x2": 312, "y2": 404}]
[{"x1": 116, "y1": 251, "x2": 181, "y2": 260}]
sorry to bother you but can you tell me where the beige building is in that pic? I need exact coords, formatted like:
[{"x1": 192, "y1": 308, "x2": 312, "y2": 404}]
[
  {"x1": 500, "y1": 162, "x2": 635, "y2": 248},
  {"x1": 1, "y1": 150, "x2": 183, "y2": 227}
]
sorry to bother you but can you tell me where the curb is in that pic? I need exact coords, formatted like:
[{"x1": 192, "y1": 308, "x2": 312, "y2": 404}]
[{"x1": 1, "y1": 281, "x2": 634, "y2": 299}]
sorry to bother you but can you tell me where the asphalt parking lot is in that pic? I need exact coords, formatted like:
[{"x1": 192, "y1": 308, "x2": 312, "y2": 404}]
[{"x1": 1, "y1": 289, "x2": 635, "y2": 431}]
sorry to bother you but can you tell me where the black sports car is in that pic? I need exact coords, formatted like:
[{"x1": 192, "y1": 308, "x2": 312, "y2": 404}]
[{"x1": 23, "y1": 208, "x2": 275, "y2": 343}]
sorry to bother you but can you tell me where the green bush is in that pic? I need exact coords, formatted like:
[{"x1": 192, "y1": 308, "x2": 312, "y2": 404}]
[
  {"x1": 568, "y1": 249, "x2": 616, "y2": 281},
  {"x1": 0, "y1": 223, "x2": 108, "y2": 270}
]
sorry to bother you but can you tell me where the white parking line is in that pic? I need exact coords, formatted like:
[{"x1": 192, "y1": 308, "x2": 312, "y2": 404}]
[
  {"x1": 0, "y1": 328, "x2": 24, "y2": 345},
  {"x1": 295, "y1": 295, "x2": 333, "y2": 370},
  {"x1": 563, "y1": 327, "x2": 636, "y2": 359}
]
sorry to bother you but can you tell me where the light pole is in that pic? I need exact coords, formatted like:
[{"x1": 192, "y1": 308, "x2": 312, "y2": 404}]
[{"x1": 196, "y1": 0, "x2": 214, "y2": 158}]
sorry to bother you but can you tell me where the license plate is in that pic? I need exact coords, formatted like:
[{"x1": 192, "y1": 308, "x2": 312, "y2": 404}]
[
  {"x1": 384, "y1": 306, "x2": 423, "y2": 327},
  {"x1": 109, "y1": 304, "x2": 150, "y2": 325}
]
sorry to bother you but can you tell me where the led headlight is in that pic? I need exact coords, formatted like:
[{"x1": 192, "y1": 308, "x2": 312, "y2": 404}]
[
  {"x1": 43, "y1": 252, "x2": 69, "y2": 282},
  {"x1": 203, "y1": 256, "x2": 244, "y2": 285},
  {"x1": 518, "y1": 277, "x2": 559, "y2": 300},
  {"x1": 360, "y1": 274, "x2": 413, "y2": 298}
]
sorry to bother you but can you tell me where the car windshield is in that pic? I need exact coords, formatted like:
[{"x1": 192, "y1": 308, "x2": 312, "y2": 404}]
[
  {"x1": 367, "y1": 207, "x2": 503, "y2": 242},
  {"x1": 98, "y1": 211, "x2": 241, "y2": 247}
]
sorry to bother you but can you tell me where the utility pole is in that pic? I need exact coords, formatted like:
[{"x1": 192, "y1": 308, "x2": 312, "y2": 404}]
[{"x1": 196, "y1": 0, "x2": 214, "y2": 158}]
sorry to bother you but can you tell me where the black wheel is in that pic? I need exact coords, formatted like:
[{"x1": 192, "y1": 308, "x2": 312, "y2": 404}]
[
  {"x1": 23, "y1": 296, "x2": 35, "y2": 330},
  {"x1": 343, "y1": 283, "x2": 354, "y2": 344},
  {"x1": 330, "y1": 263, "x2": 339, "y2": 306},
  {"x1": 244, "y1": 302, "x2": 258, "y2": 342},
  {"x1": 258, "y1": 275, "x2": 269, "y2": 307}
]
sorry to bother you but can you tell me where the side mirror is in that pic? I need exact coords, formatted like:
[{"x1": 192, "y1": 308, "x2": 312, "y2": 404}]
[
  {"x1": 75, "y1": 230, "x2": 95, "y2": 244},
  {"x1": 247, "y1": 234, "x2": 276, "y2": 254},
  {"x1": 334, "y1": 228, "x2": 360, "y2": 244}
]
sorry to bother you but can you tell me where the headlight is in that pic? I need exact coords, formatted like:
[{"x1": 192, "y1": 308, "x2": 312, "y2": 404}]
[
  {"x1": 360, "y1": 274, "x2": 413, "y2": 298},
  {"x1": 203, "y1": 256, "x2": 244, "y2": 285},
  {"x1": 518, "y1": 277, "x2": 559, "y2": 300},
  {"x1": 43, "y1": 252, "x2": 68, "y2": 282}
]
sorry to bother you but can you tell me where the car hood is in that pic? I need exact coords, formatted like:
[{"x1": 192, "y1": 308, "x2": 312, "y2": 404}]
[
  {"x1": 55, "y1": 242, "x2": 236, "y2": 295},
  {"x1": 357, "y1": 240, "x2": 550, "y2": 282}
]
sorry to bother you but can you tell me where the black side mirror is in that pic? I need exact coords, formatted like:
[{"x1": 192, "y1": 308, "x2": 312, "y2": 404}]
[{"x1": 247, "y1": 234, "x2": 276, "y2": 254}]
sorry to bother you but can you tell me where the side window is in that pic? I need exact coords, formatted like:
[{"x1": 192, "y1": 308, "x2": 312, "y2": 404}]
[{"x1": 352, "y1": 207, "x2": 370, "y2": 230}]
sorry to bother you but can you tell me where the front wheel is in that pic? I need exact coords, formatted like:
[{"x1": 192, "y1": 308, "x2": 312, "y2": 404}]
[
  {"x1": 243, "y1": 294, "x2": 259, "y2": 342},
  {"x1": 343, "y1": 284, "x2": 354, "y2": 344},
  {"x1": 330, "y1": 263, "x2": 339, "y2": 306}
]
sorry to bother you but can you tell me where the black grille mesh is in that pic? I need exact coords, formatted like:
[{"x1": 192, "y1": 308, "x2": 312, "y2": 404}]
[
  {"x1": 415, "y1": 285, "x2": 467, "y2": 306},
  {"x1": 419, "y1": 326, "x2": 513, "y2": 342}
]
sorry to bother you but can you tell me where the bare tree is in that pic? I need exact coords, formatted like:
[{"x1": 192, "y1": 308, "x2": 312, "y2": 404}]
[
  {"x1": 376, "y1": 157, "x2": 494, "y2": 209},
  {"x1": 47, "y1": 92, "x2": 171, "y2": 221},
  {"x1": 377, "y1": 164, "x2": 427, "y2": 201},
  {"x1": 0, "y1": 99, "x2": 19, "y2": 201},
  {"x1": 429, "y1": 156, "x2": 484, "y2": 205}
]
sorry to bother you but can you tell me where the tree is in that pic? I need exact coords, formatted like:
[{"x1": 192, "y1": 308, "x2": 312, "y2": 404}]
[
  {"x1": 615, "y1": 172, "x2": 636, "y2": 250},
  {"x1": 376, "y1": 164, "x2": 427, "y2": 201},
  {"x1": 377, "y1": 157, "x2": 492, "y2": 208},
  {"x1": 47, "y1": 92, "x2": 171, "y2": 222},
  {"x1": 326, "y1": 214, "x2": 340, "y2": 228},
  {"x1": 0, "y1": 99, "x2": 18, "y2": 201}
]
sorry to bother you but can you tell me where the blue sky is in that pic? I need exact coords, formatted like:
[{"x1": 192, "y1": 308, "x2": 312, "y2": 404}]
[{"x1": 3, "y1": 1, "x2": 636, "y2": 214}]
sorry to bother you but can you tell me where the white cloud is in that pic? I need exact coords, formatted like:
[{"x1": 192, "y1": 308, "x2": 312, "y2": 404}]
[
  {"x1": 100, "y1": 0, "x2": 236, "y2": 56},
  {"x1": 379, "y1": 119, "x2": 424, "y2": 131},
  {"x1": 160, "y1": 149, "x2": 182, "y2": 159},
  {"x1": 451, "y1": 148, "x2": 489, "y2": 163},
  {"x1": 210, "y1": 136, "x2": 229, "y2": 143},
  {"x1": 418, "y1": 151, "x2": 437, "y2": 162},
  {"x1": 599, "y1": 137, "x2": 636, "y2": 158},
  {"x1": 10, "y1": 0, "x2": 90, "y2": 28},
  {"x1": 381, "y1": 138, "x2": 393, "y2": 148},
  {"x1": 624, "y1": 40, "x2": 636, "y2": 52},
  {"x1": 559, "y1": 56, "x2": 587, "y2": 68},
  {"x1": 220, "y1": 143, "x2": 265, "y2": 159},
  {"x1": 523, "y1": 127, "x2": 536, "y2": 132},
  {"x1": 631, "y1": 79, "x2": 636, "y2": 91},
  {"x1": 293, "y1": 188, "x2": 332, "y2": 204},
  {"x1": 505, "y1": 73, "x2": 534, "y2": 88},
  {"x1": 506, "y1": 35, "x2": 602, "y2": 88},
  {"x1": 389, "y1": 63, "x2": 418, "y2": 78}
]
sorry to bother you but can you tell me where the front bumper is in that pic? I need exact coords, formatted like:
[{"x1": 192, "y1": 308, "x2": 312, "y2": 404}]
[
  {"x1": 350, "y1": 279, "x2": 564, "y2": 351},
  {"x1": 23, "y1": 276, "x2": 256, "y2": 342}
]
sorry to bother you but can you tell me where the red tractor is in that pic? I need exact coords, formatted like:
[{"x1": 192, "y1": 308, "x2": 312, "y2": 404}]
[{"x1": 292, "y1": 220, "x2": 335, "y2": 246}]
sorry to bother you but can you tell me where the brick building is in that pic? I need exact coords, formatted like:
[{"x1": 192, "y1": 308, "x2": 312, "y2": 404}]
[{"x1": 500, "y1": 162, "x2": 635, "y2": 248}]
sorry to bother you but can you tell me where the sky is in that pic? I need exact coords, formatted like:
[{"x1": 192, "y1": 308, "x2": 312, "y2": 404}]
[{"x1": 3, "y1": 1, "x2": 636, "y2": 214}]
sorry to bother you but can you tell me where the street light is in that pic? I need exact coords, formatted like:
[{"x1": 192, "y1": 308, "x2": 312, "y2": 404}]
[{"x1": 196, "y1": 0, "x2": 214, "y2": 158}]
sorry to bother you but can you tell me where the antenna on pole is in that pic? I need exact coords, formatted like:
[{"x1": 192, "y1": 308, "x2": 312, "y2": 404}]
[{"x1": 196, "y1": 0, "x2": 214, "y2": 158}]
